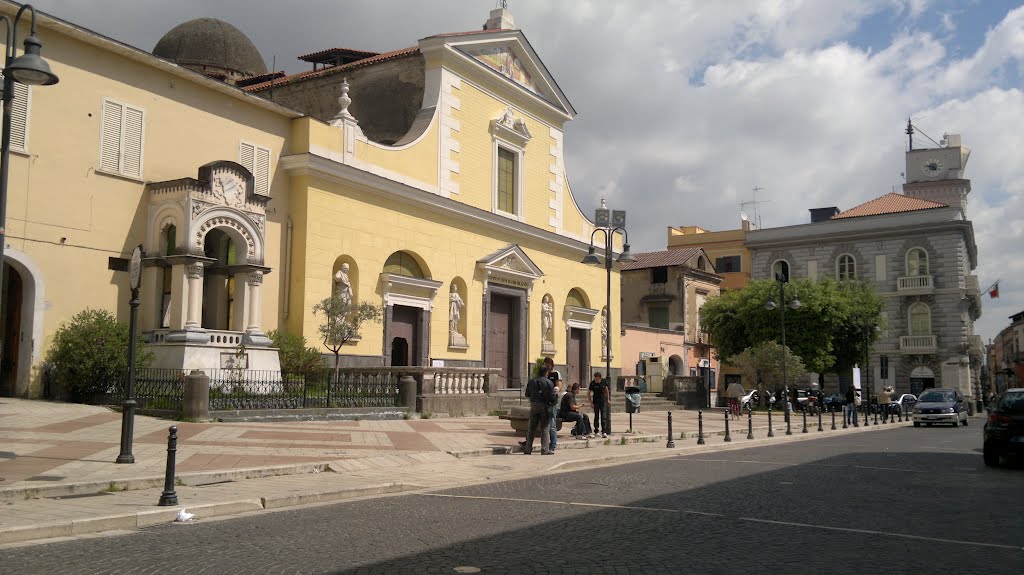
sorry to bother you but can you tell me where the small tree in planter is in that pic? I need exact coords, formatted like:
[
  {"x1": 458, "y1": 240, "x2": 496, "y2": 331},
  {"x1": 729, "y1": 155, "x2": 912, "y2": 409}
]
[
  {"x1": 312, "y1": 295, "x2": 383, "y2": 385},
  {"x1": 268, "y1": 329, "x2": 324, "y2": 385},
  {"x1": 46, "y1": 308, "x2": 153, "y2": 402}
]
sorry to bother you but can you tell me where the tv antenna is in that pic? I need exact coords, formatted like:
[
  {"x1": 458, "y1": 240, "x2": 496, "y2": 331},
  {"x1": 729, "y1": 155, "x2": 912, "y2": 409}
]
[{"x1": 741, "y1": 186, "x2": 770, "y2": 229}]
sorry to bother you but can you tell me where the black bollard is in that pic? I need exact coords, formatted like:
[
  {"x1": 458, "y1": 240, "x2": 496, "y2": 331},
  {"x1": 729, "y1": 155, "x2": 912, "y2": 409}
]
[
  {"x1": 801, "y1": 408, "x2": 808, "y2": 433},
  {"x1": 158, "y1": 426, "x2": 179, "y2": 506},
  {"x1": 697, "y1": 410, "x2": 706, "y2": 445},
  {"x1": 843, "y1": 405, "x2": 849, "y2": 429},
  {"x1": 785, "y1": 407, "x2": 793, "y2": 436},
  {"x1": 666, "y1": 412, "x2": 675, "y2": 448},
  {"x1": 874, "y1": 404, "x2": 879, "y2": 425},
  {"x1": 746, "y1": 406, "x2": 754, "y2": 440},
  {"x1": 724, "y1": 411, "x2": 732, "y2": 442},
  {"x1": 831, "y1": 408, "x2": 837, "y2": 430},
  {"x1": 817, "y1": 406, "x2": 824, "y2": 432},
  {"x1": 863, "y1": 403, "x2": 870, "y2": 427},
  {"x1": 767, "y1": 404, "x2": 774, "y2": 437}
]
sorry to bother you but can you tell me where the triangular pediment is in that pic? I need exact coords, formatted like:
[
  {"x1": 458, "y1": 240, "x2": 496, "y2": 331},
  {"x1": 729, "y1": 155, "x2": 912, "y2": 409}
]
[
  {"x1": 429, "y1": 30, "x2": 575, "y2": 120},
  {"x1": 477, "y1": 244, "x2": 544, "y2": 279}
]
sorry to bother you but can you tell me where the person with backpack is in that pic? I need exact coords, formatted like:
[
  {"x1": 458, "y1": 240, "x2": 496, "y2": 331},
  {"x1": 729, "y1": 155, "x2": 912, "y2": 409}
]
[{"x1": 523, "y1": 365, "x2": 556, "y2": 455}]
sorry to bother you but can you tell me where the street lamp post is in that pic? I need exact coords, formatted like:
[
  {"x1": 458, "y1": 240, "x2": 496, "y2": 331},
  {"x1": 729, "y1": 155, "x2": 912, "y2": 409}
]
[
  {"x1": 582, "y1": 199, "x2": 634, "y2": 416},
  {"x1": 765, "y1": 271, "x2": 801, "y2": 436},
  {"x1": 862, "y1": 324, "x2": 879, "y2": 428},
  {"x1": 0, "y1": 5, "x2": 59, "y2": 377}
]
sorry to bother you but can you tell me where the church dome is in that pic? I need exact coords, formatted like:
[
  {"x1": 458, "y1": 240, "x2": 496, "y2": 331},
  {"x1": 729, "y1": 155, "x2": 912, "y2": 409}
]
[{"x1": 153, "y1": 18, "x2": 267, "y2": 80}]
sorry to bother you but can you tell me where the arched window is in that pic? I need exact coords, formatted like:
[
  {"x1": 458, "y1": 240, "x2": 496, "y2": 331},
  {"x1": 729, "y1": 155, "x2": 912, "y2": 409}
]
[
  {"x1": 384, "y1": 251, "x2": 425, "y2": 278},
  {"x1": 836, "y1": 253, "x2": 856, "y2": 281},
  {"x1": 566, "y1": 288, "x2": 588, "y2": 308},
  {"x1": 771, "y1": 260, "x2": 790, "y2": 282},
  {"x1": 909, "y1": 302, "x2": 931, "y2": 336},
  {"x1": 906, "y1": 248, "x2": 929, "y2": 276}
]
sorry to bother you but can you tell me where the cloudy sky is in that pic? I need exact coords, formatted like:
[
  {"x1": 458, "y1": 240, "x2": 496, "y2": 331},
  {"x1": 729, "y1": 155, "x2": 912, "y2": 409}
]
[{"x1": 34, "y1": 0, "x2": 1024, "y2": 342}]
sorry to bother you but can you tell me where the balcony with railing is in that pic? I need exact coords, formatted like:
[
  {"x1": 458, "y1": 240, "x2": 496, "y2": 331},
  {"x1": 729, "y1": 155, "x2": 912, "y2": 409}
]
[
  {"x1": 897, "y1": 275, "x2": 934, "y2": 294},
  {"x1": 900, "y1": 335, "x2": 937, "y2": 353}
]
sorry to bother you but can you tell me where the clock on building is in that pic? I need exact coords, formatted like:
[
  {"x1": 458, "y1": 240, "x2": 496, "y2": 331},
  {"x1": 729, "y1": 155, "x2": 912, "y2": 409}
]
[{"x1": 921, "y1": 158, "x2": 944, "y2": 178}]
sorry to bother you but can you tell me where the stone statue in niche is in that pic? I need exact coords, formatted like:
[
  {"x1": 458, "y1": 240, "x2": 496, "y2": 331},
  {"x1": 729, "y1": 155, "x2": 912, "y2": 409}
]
[
  {"x1": 541, "y1": 295, "x2": 555, "y2": 354},
  {"x1": 333, "y1": 263, "x2": 353, "y2": 305},
  {"x1": 449, "y1": 285, "x2": 467, "y2": 347}
]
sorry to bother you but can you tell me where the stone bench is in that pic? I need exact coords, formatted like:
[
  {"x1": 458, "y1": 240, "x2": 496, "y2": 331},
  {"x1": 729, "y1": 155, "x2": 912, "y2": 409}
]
[{"x1": 499, "y1": 405, "x2": 563, "y2": 437}]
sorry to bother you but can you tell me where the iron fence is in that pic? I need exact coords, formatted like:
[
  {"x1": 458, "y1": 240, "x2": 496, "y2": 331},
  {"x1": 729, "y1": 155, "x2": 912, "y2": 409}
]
[
  {"x1": 90, "y1": 368, "x2": 189, "y2": 411},
  {"x1": 207, "y1": 368, "x2": 401, "y2": 411}
]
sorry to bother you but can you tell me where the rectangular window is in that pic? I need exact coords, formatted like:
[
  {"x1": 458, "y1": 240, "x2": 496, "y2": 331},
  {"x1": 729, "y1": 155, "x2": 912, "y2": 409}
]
[
  {"x1": 807, "y1": 260, "x2": 818, "y2": 280},
  {"x1": 875, "y1": 254, "x2": 887, "y2": 281},
  {"x1": 880, "y1": 355, "x2": 889, "y2": 380},
  {"x1": 497, "y1": 146, "x2": 516, "y2": 214},
  {"x1": 3, "y1": 75, "x2": 29, "y2": 152},
  {"x1": 648, "y1": 306, "x2": 669, "y2": 329},
  {"x1": 99, "y1": 98, "x2": 145, "y2": 178},
  {"x1": 240, "y1": 141, "x2": 272, "y2": 197},
  {"x1": 715, "y1": 255, "x2": 741, "y2": 273},
  {"x1": 651, "y1": 266, "x2": 668, "y2": 284}
]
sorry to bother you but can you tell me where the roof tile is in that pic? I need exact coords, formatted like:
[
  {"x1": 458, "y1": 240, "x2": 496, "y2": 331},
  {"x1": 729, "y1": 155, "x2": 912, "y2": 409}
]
[
  {"x1": 620, "y1": 248, "x2": 702, "y2": 271},
  {"x1": 832, "y1": 193, "x2": 947, "y2": 219}
]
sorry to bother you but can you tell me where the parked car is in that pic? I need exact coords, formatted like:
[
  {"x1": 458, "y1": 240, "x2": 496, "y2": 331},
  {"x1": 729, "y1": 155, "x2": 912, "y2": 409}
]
[
  {"x1": 912, "y1": 388, "x2": 969, "y2": 427},
  {"x1": 821, "y1": 394, "x2": 845, "y2": 413},
  {"x1": 894, "y1": 393, "x2": 917, "y2": 416},
  {"x1": 740, "y1": 390, "x2": 759, "y2": 410},
  {"x1": 983, "y1": 388, "x2": 1024, "y2": 467}
]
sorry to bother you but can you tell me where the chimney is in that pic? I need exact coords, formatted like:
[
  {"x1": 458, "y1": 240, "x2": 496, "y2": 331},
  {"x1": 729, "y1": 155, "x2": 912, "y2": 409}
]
[
  {"x1": 484, "y1": 7, "x2": 516, "y2": 30},
  {"x1": 809, "y1": 207, "x2": 840, "y2": 223}
]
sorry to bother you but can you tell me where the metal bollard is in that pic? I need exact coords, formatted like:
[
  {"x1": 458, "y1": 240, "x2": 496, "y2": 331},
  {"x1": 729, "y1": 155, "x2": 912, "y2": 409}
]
[
  {"x1": 697, "y1": 410, "x2": 706, "y2": 445},
  {"x1": 746, "y1": 406, "x2": 754, "y2": 440},
  {"x1": 874, "y1": 405, "x2": 879, "y2": 425},
  {"x1": 724, "y1": 411, "x2": 732, "y2": 442},
  {"x1": 801, "y1": 409, "x2": 808, "y2": 433},
  {"x1": 666, "y1": 412, "x2": 675, "y2": 448},
  {"x1": 863, "y1": 404, "x2": 870, "y2": 427},
  {"x1": 843, "y1": 406, "x2": 849, "y2": 429},
  {"x1": 767, "y1": 405, "x2": 774, "y2": 438},
  {"x1": 817, "y1": 406, "x2": 824, "y2": 432},
  {"x1": 785, "y1": 408, "x2": 793, "y2": 436},
  {"x1": 158, "y1": 426, "x2": 179, "y2": 506},
  {"x1": 831, "y1": 408, "x2": 836, "y2": 430}
]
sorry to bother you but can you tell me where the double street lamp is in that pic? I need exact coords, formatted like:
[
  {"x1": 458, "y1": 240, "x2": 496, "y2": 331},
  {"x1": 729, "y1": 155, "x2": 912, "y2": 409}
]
[
  {"x1": 582, "y1": 199, "x2": 634, "y2": 393},
  {"x1": 765, "y1": 270, "x2": 800, "y2": 435},
  {"x1": 0, "y1": 4, "x2": 59, "y2": 376}
]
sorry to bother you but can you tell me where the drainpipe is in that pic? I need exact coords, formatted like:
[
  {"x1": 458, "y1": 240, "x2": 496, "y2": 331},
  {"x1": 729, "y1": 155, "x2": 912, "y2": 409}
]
[{"x1": 283, "y1": 217, "x2": 293, "y2": 319}]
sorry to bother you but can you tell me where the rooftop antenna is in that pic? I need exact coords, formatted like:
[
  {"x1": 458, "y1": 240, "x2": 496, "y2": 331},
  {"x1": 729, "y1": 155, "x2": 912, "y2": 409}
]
[
  {"x1": 906, "y1": 117, "x2": 914, "y2": 151},
  {"x1": 741, "y1": 186, "x2": 770, "y2": 229},
  {"x1": 498, "y1": 0, "x2": 507, "y2": 8}
]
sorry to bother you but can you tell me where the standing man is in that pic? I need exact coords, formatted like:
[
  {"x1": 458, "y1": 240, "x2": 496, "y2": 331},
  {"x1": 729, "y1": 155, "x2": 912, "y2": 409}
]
[
  {"x1": 845, "y1": 384, "x2": 858, "y2": 426},
  {"x1": 523, "y1": 365, "x2": 556, "y2": 455},
  {"x1": 544, "y1": 358, "x2": 564, "y2": 452},
  {"x1": 588, "y1": 371, "x2": 612, "y2": 437}
]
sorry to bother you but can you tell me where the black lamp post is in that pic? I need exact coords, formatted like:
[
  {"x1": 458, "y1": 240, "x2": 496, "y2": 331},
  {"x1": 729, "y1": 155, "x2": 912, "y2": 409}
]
[
  {"x1": 861, "y1": 324, "x2": 880, "y2": 428},
  {"x1": 0, "y1": 5, "x2": 59, "y2": 378},
  {"x1": 765, "y1": 270, "x2": 801, "y2": 436},
  {"x1": 582, "y1": 199, "x2": 634, "y2": 402}
]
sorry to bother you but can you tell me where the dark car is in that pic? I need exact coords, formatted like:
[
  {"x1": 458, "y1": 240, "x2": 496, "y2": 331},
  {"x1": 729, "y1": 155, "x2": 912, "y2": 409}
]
[
  {"x1": 821, "y1": 394, "x2": 845, "y2": 413},
  {"x1": 912, "y1": 388, "x2": 969, "y2": 427},
  {"x1": 983, "y1": 388, "x2": 1024, "y2": 467}
]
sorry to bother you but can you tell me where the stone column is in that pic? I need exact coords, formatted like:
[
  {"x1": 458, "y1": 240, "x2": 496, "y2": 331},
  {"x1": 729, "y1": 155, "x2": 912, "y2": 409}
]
[
  {"x1": 185, "y1": 263, "x2": 204, "y2": 329},
  {"x1": 169, "y1": 263, "x2": 188, "y2": 330},
  {"x1": 246, "y1": 271, "x2": 263, "y2": 333},
  {"x1": 232, "y1": 271, "x2": 250, "y2": 332}
]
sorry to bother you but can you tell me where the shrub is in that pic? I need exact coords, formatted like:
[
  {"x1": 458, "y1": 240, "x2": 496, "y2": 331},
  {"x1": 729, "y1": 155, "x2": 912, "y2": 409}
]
[
  {"x1": 47, "y1": 308, "x2": 152, "y2": 401},
  {"x1": 268, "y1": 329, "x2": 324, "y2": 380}
]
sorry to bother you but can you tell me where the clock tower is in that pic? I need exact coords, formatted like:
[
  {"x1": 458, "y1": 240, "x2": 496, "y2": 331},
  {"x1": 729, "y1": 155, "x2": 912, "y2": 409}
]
[{"x1": 903, "y1": 133, "x2": 972, "y2": 216}]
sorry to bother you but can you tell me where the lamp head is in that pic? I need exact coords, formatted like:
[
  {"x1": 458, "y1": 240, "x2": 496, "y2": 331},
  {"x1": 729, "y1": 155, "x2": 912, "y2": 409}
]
[
  {"x1": 764, "y1": 298, "x2": 777, "y2": 311},
  {"x1": 7, "y1": 35, "x2": 59, "y2": 86},
  {"x1": 789, "y1": 296, "x2": 801, "y2": 310},
  {"x1": 617, "y1": 244, "x2": 635, "y2": 263},
  {"x1": 581, "y1": 245, "x2": 601, "y2": 266}
]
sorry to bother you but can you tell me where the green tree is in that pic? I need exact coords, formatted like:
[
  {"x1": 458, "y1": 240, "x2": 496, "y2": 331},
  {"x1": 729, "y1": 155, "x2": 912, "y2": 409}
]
[
  {"x1": 268, "y1": 329, "x2": 324, "y2": 380},
  {"x1": 312, "y1": 295, "x2": 383, "y2": 380},
  {"x1": 701, "y1": 278, "x2": 883, "y2": 376},
  {"x1": 729, "y1": 341, "x2": 806, "y2": 405},
  {"x1": 46, "y1": 308, "x2": 152, "y2": 401}
]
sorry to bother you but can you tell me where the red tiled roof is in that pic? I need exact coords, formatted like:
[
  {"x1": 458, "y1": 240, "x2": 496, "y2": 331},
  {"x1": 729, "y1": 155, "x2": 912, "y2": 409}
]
[
  {"x1": 242, "y1": 46, "x2": 419, "y2": 92},
  {"x1": 620, "y1": 248, "x2": 702, "y2": 271},
  {"x1": 298, "y1": 47, "x2": 380, "y2": 62},
  {"x1": 831, "y1": 193, "x2": 947, "y2": 219}
]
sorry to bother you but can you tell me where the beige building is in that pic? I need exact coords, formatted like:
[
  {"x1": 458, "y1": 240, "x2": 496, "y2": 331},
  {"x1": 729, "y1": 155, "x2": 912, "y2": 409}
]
[{"x1": 0, "y1": 4, "x2": 624, "y2": 399}]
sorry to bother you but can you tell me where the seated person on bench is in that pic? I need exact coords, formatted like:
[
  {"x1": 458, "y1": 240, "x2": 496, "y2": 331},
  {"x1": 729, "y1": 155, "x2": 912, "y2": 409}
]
[{"x1": 560, "y1": 382, "x2": 593, "y2": 439}]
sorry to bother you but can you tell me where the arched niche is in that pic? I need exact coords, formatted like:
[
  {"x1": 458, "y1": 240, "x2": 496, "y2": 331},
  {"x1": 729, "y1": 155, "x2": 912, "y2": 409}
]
[
  {"x1": 333, "y1": 255, "x2": 360, "y2": 302},
  {"x1": 448, "y1": 276, "x2": 468, "y2": 349}
]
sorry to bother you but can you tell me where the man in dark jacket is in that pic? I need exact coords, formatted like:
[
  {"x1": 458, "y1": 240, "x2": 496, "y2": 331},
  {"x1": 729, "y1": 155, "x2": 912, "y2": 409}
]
[
  {"x1": 523, "y1": 365, "x2": 556, "y2": 455},
  {"x1": 845, "y1": 386, "x2": 859, "y2": 426}
]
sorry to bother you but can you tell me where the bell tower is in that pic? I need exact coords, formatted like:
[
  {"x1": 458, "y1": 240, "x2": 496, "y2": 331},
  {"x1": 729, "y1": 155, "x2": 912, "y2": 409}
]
[{"x1": 903, "y1": 124, "x2": 971, "y2": 216}]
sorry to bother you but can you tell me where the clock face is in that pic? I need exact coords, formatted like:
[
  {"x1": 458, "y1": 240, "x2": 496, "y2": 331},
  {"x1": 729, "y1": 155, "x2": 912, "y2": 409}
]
[{"x1": 921, "y1": 158, "x2": 944, "y2": 178}]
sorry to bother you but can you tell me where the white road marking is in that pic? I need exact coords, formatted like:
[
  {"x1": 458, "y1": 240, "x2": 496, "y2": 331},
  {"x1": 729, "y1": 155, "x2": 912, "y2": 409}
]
[{"x1": 419, "y1": 493, "x2": 722, "y2": 516}]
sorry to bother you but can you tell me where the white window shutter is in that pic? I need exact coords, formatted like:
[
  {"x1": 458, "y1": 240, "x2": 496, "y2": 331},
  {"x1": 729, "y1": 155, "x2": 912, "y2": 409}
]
[
  {"x1": 122, "y1": 106, "x2": 144, "y2": 178},
  {"x1": 239, "y1": 141, "x2": 254, "y2": 174},
  {"x1": 9, "y1": 82, "x2": 29, "y2": 151},
  {"x1": 254, "y1": 146, "x2": 270, "y2": 196},
  {"x1": 100, "y1": 100, "x2": 123, "y2": 173}
]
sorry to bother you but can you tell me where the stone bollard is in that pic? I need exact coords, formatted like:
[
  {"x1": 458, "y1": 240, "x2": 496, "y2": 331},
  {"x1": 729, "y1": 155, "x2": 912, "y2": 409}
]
[
  {"x1": 697, "y1": 410, "x2": 706, "y2": 445},
  {"x1": 158, "y1": 426, "x2": 179, "y2": 506},
  {"x1": 724, "y1": 411, "x2": 732, "y2": 442},
  {"x1": 399, "y1": 375, "x2": 417, "y2": 415},
  {"x1": 767, "y1": 404, "x2": 774, "y2": 438},
  {"x1": 666, "y1": 412, "x2": 675, "y2": 448},
  {"x1": 746, "y1": 406, "x2": 754, "y2": 440},
  {"x1": 183, "y1": 370, "x2": 210, "y2": 421}
]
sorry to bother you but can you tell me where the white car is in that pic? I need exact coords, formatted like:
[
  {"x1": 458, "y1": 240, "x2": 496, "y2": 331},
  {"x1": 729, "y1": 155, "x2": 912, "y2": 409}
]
[{"x1": 741, "y1": 390, "x2": 760, "y2": 410}]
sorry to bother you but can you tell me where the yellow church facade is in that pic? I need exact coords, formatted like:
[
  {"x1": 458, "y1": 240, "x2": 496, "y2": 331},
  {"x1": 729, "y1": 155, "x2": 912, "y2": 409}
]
[{"x1": 1, "y1": 3, "x2": 621, "y2": 399}]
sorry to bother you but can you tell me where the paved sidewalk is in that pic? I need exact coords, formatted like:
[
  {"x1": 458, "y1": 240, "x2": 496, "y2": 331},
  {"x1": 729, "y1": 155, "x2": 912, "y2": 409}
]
[{"x1": 0, "y1": 398, "x2": 913, "y2": 545}]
